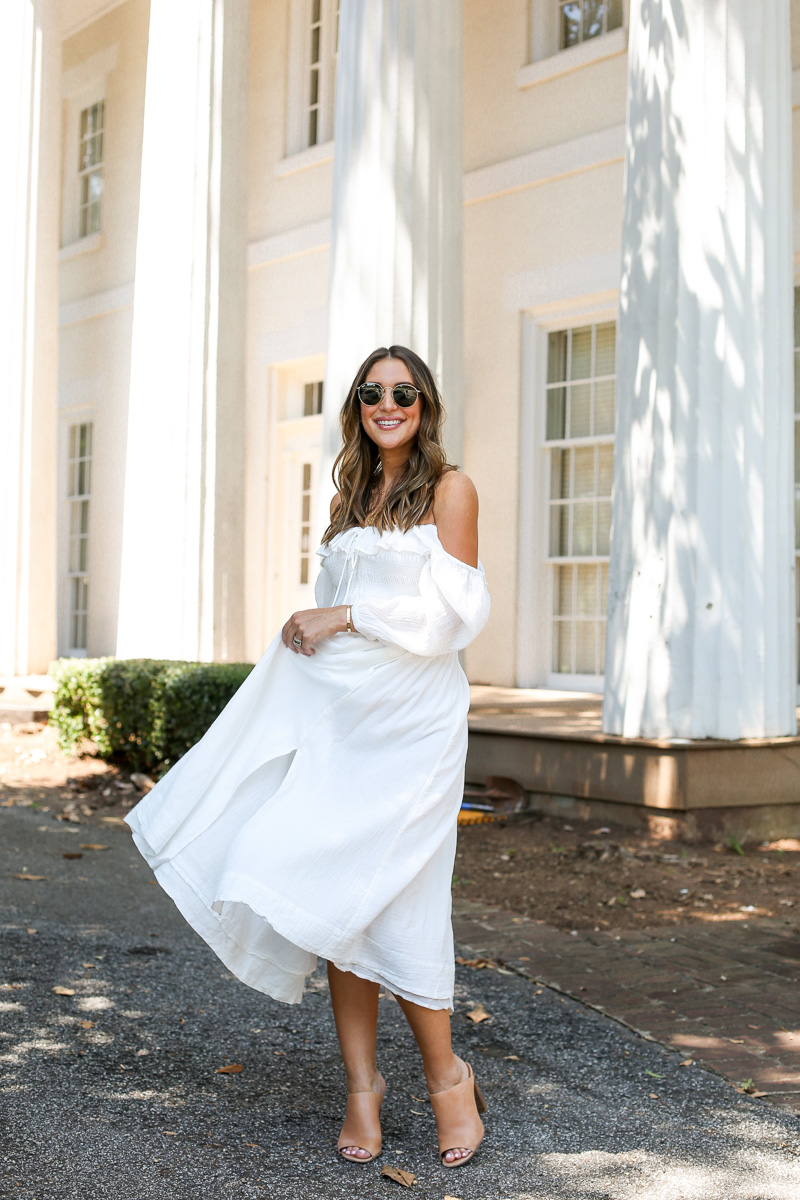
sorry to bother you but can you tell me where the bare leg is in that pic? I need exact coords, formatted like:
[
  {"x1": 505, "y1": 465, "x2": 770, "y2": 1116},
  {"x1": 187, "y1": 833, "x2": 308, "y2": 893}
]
[
  {"x1": 394, "y1": 995, "x2": 476, "y2": 1164},
  {"x1": 326, "y1": 962, "x2": 386, "y2": 1161}
]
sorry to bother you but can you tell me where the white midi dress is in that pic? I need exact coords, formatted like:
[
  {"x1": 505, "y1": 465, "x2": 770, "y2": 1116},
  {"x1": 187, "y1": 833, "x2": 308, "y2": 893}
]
[{"x1": 124, "y1": 522, "x2": 491, "y2": 1011}]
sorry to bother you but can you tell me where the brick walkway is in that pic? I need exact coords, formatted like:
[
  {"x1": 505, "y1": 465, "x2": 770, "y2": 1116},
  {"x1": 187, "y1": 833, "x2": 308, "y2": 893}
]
[{"x1": 452, "y1": 898, "x2": 800, "y2": 1112}]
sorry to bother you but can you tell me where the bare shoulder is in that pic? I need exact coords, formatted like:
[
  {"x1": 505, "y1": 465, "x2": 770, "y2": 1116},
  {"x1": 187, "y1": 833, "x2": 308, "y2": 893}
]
[{"x1": 432, "y1": 470, "x2": 479, "y2": 567}]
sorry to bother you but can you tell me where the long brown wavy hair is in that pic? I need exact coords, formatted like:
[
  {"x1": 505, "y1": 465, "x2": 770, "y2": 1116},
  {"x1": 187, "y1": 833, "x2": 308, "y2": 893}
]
[{"x1": 321, "y1": 345, "x2": 456, "y2": 544}]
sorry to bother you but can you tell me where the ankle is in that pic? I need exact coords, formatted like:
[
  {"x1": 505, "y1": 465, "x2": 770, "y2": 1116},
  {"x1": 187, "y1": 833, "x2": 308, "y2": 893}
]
[
  {"x1": 425, "y1": 1053, "x2": 467, "y2": 1095},
  {"x1": 345, "y1": 1066, "x2": 384, "y2": 1094}
]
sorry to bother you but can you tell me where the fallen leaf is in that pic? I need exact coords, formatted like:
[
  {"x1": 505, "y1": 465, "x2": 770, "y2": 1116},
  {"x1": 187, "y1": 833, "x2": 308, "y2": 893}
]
[
  {"x1": 408, "y1": 1093, "x2": 428, "y2": 1104},
  {"x1": 504, "y1": 1054, "x2": 520, "y2": 1061},
  {"x1": 79, "y1": 844, "x2": 109, "y2": 851},
  {"x1": 629, "y1": 888, "x2": 647, "y2": 899},
  {"x1": 380, "y1": 1165, "x2": 416, "y2": 1186},
  {"x1": 747, "y1": 1024, "x2": 761, "y2": 1030},
  {"x1": 649, "y1": 1092, "x2": 659, "y2": 1100},
  {"x1": 52, "y1": 986, "x2": 75, "y2": 995},
  {"x1": 728, "y1": 1038, "x2": 745, "y2": 1044},
  {"x1": 13, "y1": 873, "x2": 47, "y2": 881},
  {"x1": 63, "y1": 852, "x2": 83, "y2": 860},
  {"x1": 645, "y1": 1069, "x2": 665, "y2": 1079},
  {"x1": 215, "y1": 1063, "x2": 243, "y2": 1074},
  {"x1": 136, "y1": 1049, "x2": 150, "y2": 1056},
  {"x1": 101, "y1": 817, "x2": 126, "y2": 825},
  {"x1": 81, "y1": 962, "x2": 96, "y2": 969},
  {"x1": 79, "y1": 1020, "x2": 96, "y2": 1029},
  {"x1": 26, "y1": 928, "x2": 37, "y2": 934},
  {"x1": 243, "y1": 1143, "x2": 259, "y2": 1148},
  {"x1": 162, "y1": 1130, "x2": 177, "y2": 1136},
  {"x1": 678, "y1": 1058, "x2": 694, "y2": 1067},
  {"x1": 455, "y1": 956, "x2": 496, "y2": 969},
  {"x1": 466, "y1": 1003, "x2": 491, "y2": 1024}
]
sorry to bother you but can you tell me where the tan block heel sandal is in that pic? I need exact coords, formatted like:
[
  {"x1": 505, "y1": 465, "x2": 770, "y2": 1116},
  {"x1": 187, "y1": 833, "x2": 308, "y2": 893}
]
[
  {"x1": 429, "y1": 1061, "x2": 487, "y2": 1168},
  {"x1": 336, "y1": 1089, "x2": 384, "y2": 1163}
]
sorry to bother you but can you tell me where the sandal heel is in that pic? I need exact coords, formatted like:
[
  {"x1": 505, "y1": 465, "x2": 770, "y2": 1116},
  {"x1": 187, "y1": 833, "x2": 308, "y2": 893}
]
[{"x1": 474, "y1": 1079, "x2": 488, "y2": 1114}]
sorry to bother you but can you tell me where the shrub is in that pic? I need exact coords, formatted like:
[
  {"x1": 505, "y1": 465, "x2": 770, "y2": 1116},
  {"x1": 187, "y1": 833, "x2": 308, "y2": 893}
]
[{"x1": 48, "y1": 657, "x2": 254, "y2": 776}]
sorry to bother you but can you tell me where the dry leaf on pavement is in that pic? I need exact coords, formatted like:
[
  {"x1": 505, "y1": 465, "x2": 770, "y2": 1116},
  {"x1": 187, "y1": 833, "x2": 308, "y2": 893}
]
[
  {"x1": 466, "y1": 1003, "x2": 491, "y2": 1024},
  {"x1": 80, "y1": 844, "x2": 109, "y2": 851},
  {"x1": 63, "y1": 852, "x2": 83, "y2": 859},
  {"x1": 215, "y1": 1063, "x2": 243, "y2": 1074},
  {"x1": 455, "y1": 956, "x2": 496, "y2": 969},
  {"x1": 79, "y1": 1020, "x2": 96, "y2": 1029},
  {"x1": 52, "y1": 986, "x2": 75, "y2": 995},
  {"x1": 380, "y1": 1165, "x2": 416, "y2": 1186},
  {"x1": 678, "y1": 1058, "x2": 694, "y2": 1066},
  {"x1": 13, "y1": 873, "x2": 47, "y2": 881}
]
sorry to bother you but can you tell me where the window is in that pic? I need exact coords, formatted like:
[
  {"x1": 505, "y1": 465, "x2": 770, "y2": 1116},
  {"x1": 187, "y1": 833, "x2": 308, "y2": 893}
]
[
  {"x1": 78, "y1": 100, "x2": 104, "y2": 238},
  {"x1": 558, "y1": 0, "x2": 623, "y2": 49},
  {"x1": 299, "y1": 463, "x2": 312, "y2": 584},
  {"x1": 546, "y1": 322, "x2": 616, "y2": 677},
  {"x1": 67, "y1": 422, "x2": 92, "y2": 652},
  {"x1": 286, "y1": 0, "x2": 340, "y2": 156},
  {"x1": 304, "y1": 380, "x2": 324, "y2": 416},
  {"x1": 794, "y1": 289, "x2": 800, "y2": 683}
]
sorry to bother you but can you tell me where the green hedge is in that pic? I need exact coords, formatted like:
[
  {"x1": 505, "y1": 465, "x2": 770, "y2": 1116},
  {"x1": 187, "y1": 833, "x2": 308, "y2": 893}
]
[{"x1": 48, "y1": 657, "x2": 254, "y2": 776}]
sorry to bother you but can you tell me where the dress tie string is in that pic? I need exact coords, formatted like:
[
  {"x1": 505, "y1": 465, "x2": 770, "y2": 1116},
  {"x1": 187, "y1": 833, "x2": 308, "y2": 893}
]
[{"x1": 330, "y1": 538, "x2": 361, "y2": 608}]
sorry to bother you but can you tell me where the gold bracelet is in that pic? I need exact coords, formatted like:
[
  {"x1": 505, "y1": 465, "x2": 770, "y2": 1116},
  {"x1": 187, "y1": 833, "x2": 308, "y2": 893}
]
[{"x1": 346, "y1": 604, "x2": 352, "y2": 633}]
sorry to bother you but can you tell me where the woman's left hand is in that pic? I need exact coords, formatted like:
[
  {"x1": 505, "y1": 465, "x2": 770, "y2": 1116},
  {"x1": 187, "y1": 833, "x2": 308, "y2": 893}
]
[{"x1": 282, "y1": 606, "x2": 348, "y2": 655}]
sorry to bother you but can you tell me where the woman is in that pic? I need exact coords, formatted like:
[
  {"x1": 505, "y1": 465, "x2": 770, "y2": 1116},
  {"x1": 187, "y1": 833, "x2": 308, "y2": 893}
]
[{"x1": 125, "y1": 345, "x2": 491, "y2": 1169}]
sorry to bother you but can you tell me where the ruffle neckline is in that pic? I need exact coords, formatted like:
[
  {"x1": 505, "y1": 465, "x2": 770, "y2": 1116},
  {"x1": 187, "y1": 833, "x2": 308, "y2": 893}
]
[{"x1": 316, "y1": 523, "x2": 486, "y2": 577}]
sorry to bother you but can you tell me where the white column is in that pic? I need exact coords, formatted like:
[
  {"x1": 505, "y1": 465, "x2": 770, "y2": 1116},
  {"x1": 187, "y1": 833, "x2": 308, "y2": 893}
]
[
  {"x1": 116, "y1": 0, "x2": 248, "y2": 662},
  {"x1": 318, "y1": 0, "x2": 464, "y2": 531},
  {"x1": 604, "y1": 0, "x2": 796, "y2": 739},
  {"x1": 0, "y1": 0, "x2": 60, "y2": 676}
]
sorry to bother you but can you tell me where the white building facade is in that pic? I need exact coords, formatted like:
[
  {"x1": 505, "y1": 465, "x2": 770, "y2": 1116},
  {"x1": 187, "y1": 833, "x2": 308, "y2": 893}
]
[{"x1": 3, "y1": 0, "x2": 798, "y2": 743}]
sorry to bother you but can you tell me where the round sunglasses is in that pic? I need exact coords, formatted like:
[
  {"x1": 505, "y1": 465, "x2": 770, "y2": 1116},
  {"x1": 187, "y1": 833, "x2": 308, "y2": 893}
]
[{"x1": 357, "y1": 382, "x2": 422, "y2": 408}]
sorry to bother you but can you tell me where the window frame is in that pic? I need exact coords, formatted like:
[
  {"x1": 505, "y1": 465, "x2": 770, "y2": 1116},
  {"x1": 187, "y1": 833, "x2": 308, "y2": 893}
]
[
  {"x1": 60, "y1": 76, "x2": 107, "y2": 251},
  {"x1": 285, "y1": 0, "x2": 340, "y2": 161},
  {"x1": 65, "y1": 420, "x2": 94, "y2": 657},
  {"x1": 519, "y1": 0, "x2": 629, "y2": 91}
]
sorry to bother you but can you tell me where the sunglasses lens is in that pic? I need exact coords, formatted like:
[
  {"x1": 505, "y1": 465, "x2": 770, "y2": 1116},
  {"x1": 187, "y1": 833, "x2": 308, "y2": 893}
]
[
  {"x1": 359, "y1": 384, "x2": 383, "y2": 405},
  {"x1": 392, "y1": 385, "x2": 419, "y2": 407}
]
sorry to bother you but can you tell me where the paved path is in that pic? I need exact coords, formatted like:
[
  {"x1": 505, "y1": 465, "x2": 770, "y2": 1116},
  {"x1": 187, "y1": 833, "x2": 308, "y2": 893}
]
[
  {"x1": 453, "y1": 901, "x2": 800, "y2": 1111},
  {"x1": 1, "y1": 805, "x2": 799, "y2": 1200}
]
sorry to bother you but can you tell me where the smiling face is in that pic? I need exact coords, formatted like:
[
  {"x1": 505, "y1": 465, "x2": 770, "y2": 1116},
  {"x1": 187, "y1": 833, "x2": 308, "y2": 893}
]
[{"x1": 359, "y1": 356, "x2": 422, "y2": 454}]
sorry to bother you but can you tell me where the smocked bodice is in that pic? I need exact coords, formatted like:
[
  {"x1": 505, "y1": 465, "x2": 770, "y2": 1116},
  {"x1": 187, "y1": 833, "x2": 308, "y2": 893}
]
[{"x1": 314, "y1": 523, "x2": 491, "y2": 659}]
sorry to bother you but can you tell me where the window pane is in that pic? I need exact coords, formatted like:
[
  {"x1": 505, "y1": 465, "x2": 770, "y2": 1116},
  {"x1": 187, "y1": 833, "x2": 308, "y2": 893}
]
[
  {"x1": 309, "y1": 67, "x2": 319, "y2": 104},
  {"x1": 597, "y1": 444, "x2": 614, "y2": 496},
  {"x1": 547, "y1": 331, "x2": 568, "y2": 383},
  {"x1": 594, "y1": 379, "x2": 616, "y2": 435},
  {"x1": 555, "y1": 565, "x2": 573, "y2": 616},
  {"x1": 550, "y1": 449, "x2": 567, "y2": 500},
  {"x1": 600, "y1": 562, "x2": 609, "y2": 614},
  {"x1": 546, "y1": 388, "x2": 566, "y2": 441},
  {"x1": 575, "y1": 565, "x2": 597, "y2": 615},
  {"x1": 300, "y1": 557, "x2": 309, "y2": 585},
  {"x1": 597, "y1": 500, "x2": 612, "y2": 555},
  {"x1": 583, "y1": 0, "x2": 606, "y2": 39},
  {"x1": 311, "y1": 23, "x2": 320, "y2": 63},
  {"x1": 575, "y1": 621, "x2": 596, "y2": 673},
  {"x1": 560, "y1": 2, "x2": 581, "y2": 48},
  {"x1": 570, "y1": 327, "x2": 592, "y2": 380},
  {"x1": 795, "y1": 353, "x2": 800, "y2": 415},
  {"x1": 569, "y1": 383, "x2": 591, "y2": 438},
  {"x1": 553, "y1": 621, "x2": 573, "y2": 672},
  {"x1": 80, "y1": 499, "x2": 89, "y2": 534},
  {"x1": 77, "y1": 460, "x2": 87, "y2": 495},
  {"x1": 302, "y1": 494, "x2": 310, "y2": 522},
  {"x1": 308, "y1": 107, "x2": 318, "y2": 146},
  {"x1": 78, "y1": 536, "x2": 88, "y2": 573},
  {"x1": 302, "y1": 463, "x2": 312, "y2": 490},
  {"x1": 572, "y1": 502, "x2": 594, "y2": 555},
  {"x1": 550, "y1": 504, "x2": 569, "y2": 557},
  {"x1": 595, "y1": 322, "x2": 616, "y2": 375},
  {"x1": 795, "y1": 289, "x2": 800, "y2": 349},
  {"x1": 89, "y1": 172, "x2": 103, "y2": 202},
  {"x1": 573, "y1": 447, "x2": 595, "y2": 497},
  {"x1": 312, "y1": 0, "x2": 321, "y2": 22}
]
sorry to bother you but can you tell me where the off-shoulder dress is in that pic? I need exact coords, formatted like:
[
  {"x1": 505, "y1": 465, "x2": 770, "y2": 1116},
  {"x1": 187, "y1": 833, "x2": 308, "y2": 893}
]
[{"x1": 124, "y1": 522, "x2": 491, "y2": 1011}]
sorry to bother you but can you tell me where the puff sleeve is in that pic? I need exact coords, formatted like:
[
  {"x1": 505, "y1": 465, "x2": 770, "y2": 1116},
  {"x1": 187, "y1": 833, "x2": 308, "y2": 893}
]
[{"x1": 350, "y1": 546, "x2": 491, "y2": 658}]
